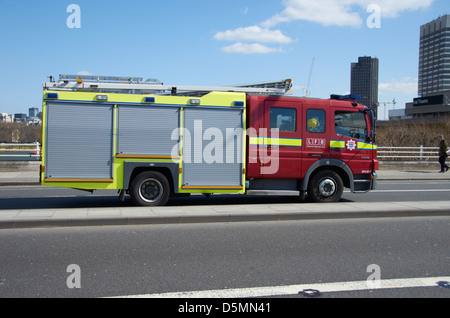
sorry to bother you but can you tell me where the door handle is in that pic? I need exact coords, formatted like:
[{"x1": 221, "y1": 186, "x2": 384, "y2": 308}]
[{"x1": 308, "y1": 153, "x2": 324, "y2": 158}]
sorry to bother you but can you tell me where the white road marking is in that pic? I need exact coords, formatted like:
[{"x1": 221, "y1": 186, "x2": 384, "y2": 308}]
[
  {"x1": 113, "y1": 276, "x2": 450, "y2": 298},
  {"x1": 343, "y1": 189, "x2": 450, "y2": 193},
  {"x1": 343, "y1": 189, "x2": 450, "y2": 194}
]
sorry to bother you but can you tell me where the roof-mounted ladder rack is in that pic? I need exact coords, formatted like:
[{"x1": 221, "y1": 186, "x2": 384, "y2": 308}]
[{"x1": 44, "y1": 74, "x2": 294, "y2": 96}]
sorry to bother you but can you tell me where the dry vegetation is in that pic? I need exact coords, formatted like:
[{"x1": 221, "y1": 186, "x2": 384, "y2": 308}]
[
  {"x1": 0, "y1": 123, "x2": 41, "y2": 143},
  {"x1": 376, "y1": 120, "x2": 450, "y2": 148}
]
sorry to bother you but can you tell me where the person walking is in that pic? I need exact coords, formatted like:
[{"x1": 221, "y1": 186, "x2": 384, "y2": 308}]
[{"x1": 438, "y1": 134, "x2": 449, "y2": 173}]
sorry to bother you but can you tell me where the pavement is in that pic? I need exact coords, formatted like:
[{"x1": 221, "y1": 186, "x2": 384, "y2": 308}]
[{"x1": 0, "y1": 170, "x2": 449, "y2": 229}]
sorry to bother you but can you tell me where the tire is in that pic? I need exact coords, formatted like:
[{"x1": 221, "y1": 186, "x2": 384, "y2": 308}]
[
  {"x1": 130, "y1": 171, "x2": 170, "y2": 206},
  {"x1": 307, "y1": 170, "x2": 344, "y2": 203}
]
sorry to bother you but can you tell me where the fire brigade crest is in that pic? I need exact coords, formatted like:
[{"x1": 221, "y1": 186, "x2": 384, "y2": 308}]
[{"x1": 346, "y1": 139, "x2": 357, "y2": 151}]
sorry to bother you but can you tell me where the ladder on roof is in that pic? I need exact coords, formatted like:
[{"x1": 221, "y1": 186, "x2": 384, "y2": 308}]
[{"x1": 44, "y1": 74, "x2": 294, "y2": 96}]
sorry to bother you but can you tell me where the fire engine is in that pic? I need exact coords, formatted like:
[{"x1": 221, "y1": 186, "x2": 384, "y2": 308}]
[{"x1": 41, "y1": 74, "x2": 378, "y2": 206}]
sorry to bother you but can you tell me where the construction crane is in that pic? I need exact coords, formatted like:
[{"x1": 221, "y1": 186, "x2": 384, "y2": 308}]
[
  {"x1": 380, "y1": 98, "x2": 397, "y2": 120},
  {"x1": 303, "y1": 57, "x2": 315, "y2": 97}
]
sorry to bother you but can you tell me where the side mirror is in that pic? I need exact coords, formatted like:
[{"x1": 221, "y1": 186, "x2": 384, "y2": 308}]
[{"x1": 369, "y1": 130, "x2": 376, "y2": 142}]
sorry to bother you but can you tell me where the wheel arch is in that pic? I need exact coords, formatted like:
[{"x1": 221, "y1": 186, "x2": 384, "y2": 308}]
[
  {"x1": 123, "y1": 162, "x2": 179, "y2": 194},
  {"x1": 301, "y1": 159, "x2": 354, "y2": 192}
]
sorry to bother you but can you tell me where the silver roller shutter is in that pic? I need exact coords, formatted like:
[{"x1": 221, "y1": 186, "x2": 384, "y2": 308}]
[
  {"x1": 183, "y1": 108, "x2": 244, "y2": 187},
  {"x1": 117, "y1": 105, "x2": 180, "y2": 157},
  {"x1": 45, "y1": 102, "x2": 114, "y2": 180}
]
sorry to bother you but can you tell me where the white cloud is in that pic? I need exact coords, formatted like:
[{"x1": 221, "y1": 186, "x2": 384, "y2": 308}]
[
  {"x1": 214, "y1": 0, "x2": 433, "y2": 54},
  {"x1": 263, "y1": 0, "x2": 362, "y2": 28},
  {"x1": 262, "y1": 0, "x2": 434, "y2": 27},
  {"x1": 222, "y1": 43, "x2": 283, "y2": 54},
  {"x1": 213, "y1": 26, "x2": 292, "y2": 44},
  {"x1": 379, "y1": 77, "x2": 418, "y2": 95}
]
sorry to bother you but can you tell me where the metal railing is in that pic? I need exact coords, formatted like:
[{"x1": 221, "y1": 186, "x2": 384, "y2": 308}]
[
  {"x1": 0, "y1": 142, "x2": 40, "y2": 160},
  {"x1": 377, "y1": 146, "x2": 439, "y2": 161},
  {"x1": 0, "y1": 143, "x2": 440, "y2": 161}
]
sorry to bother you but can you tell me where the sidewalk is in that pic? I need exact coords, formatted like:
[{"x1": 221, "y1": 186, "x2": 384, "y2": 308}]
[
  {"x1": 0, "y1": 169, "x2": 449, "y2": 230},
  {"x1": 376, "y1": 169, "x2": 450, "y2": 181}
]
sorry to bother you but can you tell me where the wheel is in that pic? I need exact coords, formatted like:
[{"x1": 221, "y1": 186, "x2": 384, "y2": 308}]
[
  {"x1": 130, "y1": 171, "x2": 170, "y2": 206},
  {"x1": 307, "y1": 170, "x2": 344, "y2": 203}
]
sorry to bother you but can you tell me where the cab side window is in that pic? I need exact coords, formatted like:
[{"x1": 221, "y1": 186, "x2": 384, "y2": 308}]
[
  {"x1": 270, "y1": 107, "x2": 296, "y2": 132},
  {"x1": 306, "y1": 109, "x2": 326, "y2": 133}
]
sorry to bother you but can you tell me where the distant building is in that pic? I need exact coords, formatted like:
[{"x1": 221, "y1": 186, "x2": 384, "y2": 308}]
[
  {"x1": 14, "y1": 113, "x2": 27, "y2": 123},
  {"x1": 28, "y1": 107, "x2": 39, "y2": 119},
  {"x1": 351, "y1": 56, "x2": 379, "y2": 118},
  {"x1": 405, "y1": 15, "x2": 450, "y2": 120},
  {"x1": 0, "y1": 113, "x2": 13, "y2": 123},
  {"x1": 388, "y1": 108, "x2": 411, "y2": 121},
  {"x1": 418, "y1": 14, "x2": 450, "y2": 97},
  {"x1": 405, "y1": 90, "x2": 450, "y2": 119}
]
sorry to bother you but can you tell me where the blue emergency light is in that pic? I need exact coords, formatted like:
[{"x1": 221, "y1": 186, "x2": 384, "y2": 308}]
[
  {"x1": 145, "y1": 97, "x2": 155, "y2": 103},
  {"x1": 330, "y1": 94, "x2": 361, "y2": 101},
  {"x1": 46, "y1": 93, "x2": 59, "y2": 99}
]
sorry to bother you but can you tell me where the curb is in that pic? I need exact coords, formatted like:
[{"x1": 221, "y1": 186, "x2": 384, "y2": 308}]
[
  {"x1": 0, "y1": 182, "x2": 40, "y2": 187},
  {"x1": 2, "y1": 205, "x2": 450, "y2": 230}
]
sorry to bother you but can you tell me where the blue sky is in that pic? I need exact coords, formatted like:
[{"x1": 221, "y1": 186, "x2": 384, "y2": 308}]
[{"x1": 0, "y1": 0, "x2": 448, "y2": 120}]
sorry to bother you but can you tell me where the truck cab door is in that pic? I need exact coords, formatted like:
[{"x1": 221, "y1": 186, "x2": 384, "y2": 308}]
[
  {"x1": 260, "y1": 100, "x2": 302, "y2": 178},
  {"x1": 302, "y1": 107, "x2": 330, "y2": 174},
  {"x1": 331, "y1": 109, "x2": 374, "y2": 173}
]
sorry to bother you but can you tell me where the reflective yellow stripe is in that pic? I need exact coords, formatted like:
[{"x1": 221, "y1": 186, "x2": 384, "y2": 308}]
[
  {"x1": 357, "y1": 142, "x2": 377, "y2": 150},
  {"x1": 249, "y1": 137, "x2": 302, "y2": 147},
  {"x1": 330, "y1": 140, "x2": 345, "y2": 148},
  {"x1": 249, "y1": 137, "x2": 262, "y2": 145},
  {"x1": 272, "y1": 138, "x2": 302, "y2": 147},
  {"x1": 330, "y1": 140, "x2": 377, "y2": 150}
]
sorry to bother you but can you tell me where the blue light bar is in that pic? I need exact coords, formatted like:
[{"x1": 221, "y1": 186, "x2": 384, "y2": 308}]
[
  {"x1": 330, "y1": 94, "x2": 361, "y2": 101},
  {"x1": 234, "y1": 101, "x2": 244, "y2": 107},
  {"x1": 46, "y1": 93, "x2": 59, "y2": 99},
  {"x1": 345, "y1": 94, "x2": 361, "y2": 100},
  {"x1": 145, "y1": 97, "x2": 155, "y2": 103}
]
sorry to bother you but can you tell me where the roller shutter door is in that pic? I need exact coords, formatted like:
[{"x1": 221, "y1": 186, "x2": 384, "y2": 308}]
[
  {"x1": 45, "y1": 102, "x2": 114, "y2": 181},
  {"x1": 117, "y1": 105, "x2": 180, "y2": 157},
  {"x1": 183, "y1": 108, "x2": 244, "y2": 187}
]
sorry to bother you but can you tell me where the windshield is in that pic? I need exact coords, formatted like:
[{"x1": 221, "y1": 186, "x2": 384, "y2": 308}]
[{"x1": 335, "y1": 111, "x2": 368, "y2": 141}]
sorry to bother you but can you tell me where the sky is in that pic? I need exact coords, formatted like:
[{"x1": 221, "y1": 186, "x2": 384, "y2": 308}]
[{"x1": 0, "y1": 0, "x2": 448, "y2": 120}]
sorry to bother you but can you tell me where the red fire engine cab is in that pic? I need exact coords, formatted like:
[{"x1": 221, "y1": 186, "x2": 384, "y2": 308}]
[{"x1": 245, "y1": 93, "x2": 377, "y2": 202}]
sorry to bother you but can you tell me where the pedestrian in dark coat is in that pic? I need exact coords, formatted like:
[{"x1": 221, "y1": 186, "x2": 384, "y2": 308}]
[{"x1": 438, "y1": 134, "x2": 449, "y2": 173}]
